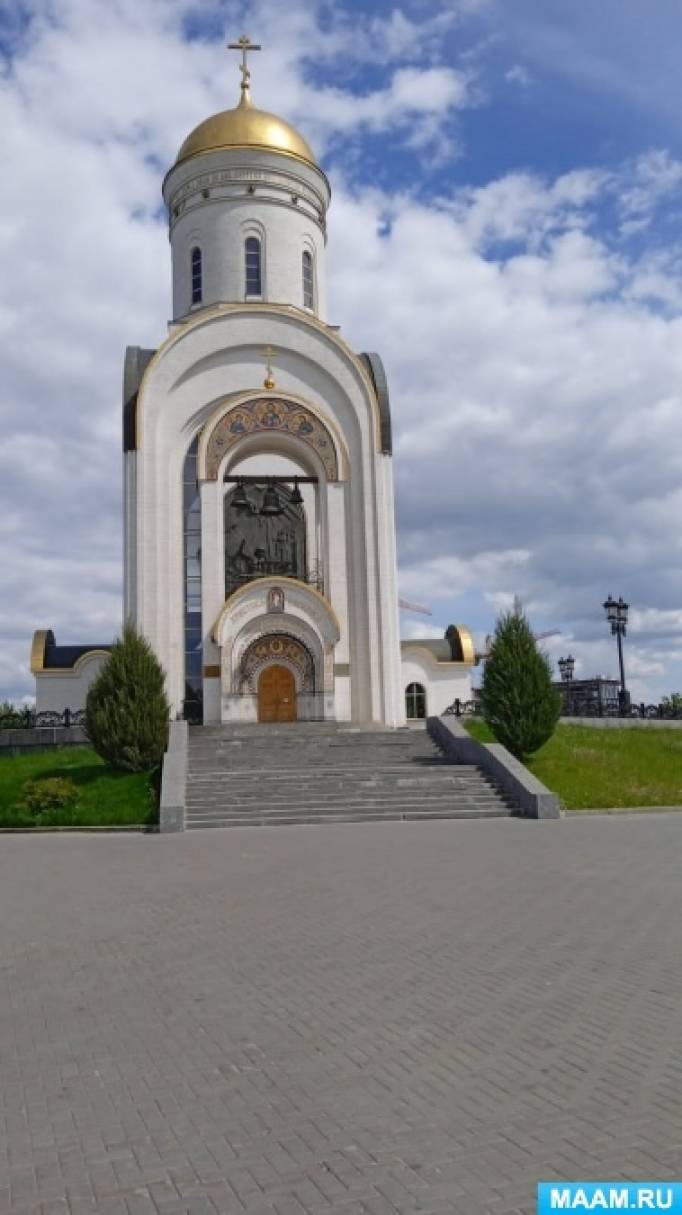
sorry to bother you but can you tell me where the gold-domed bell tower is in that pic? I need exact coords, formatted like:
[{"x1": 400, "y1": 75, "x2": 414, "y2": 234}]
[{"x1": 162, "y1": 35, "x2": 331, "y2": 320}]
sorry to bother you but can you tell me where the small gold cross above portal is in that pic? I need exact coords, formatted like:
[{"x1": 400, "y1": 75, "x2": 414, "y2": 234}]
[
  {"x1": 228, "y1": 34, "x2": 262, "y2": 99},
  {"x1": 263, "y1": 345, "x2": 276, "y2": 390}
]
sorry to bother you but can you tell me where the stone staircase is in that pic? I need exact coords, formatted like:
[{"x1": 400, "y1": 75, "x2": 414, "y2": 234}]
[{"x1": 185, "y1": 723, "x2": 516, "y2": 829}]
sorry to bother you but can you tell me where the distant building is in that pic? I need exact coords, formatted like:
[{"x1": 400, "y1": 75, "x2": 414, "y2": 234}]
[{"x1": 554, "y1": 677, "x2": 620, "y2": 715}]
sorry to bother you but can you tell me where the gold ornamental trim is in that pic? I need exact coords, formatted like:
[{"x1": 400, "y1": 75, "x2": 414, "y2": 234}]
[
  {"x1": 452, "y1": 625, "x2": 476, "y2": 666},
  {"x1": 30, "y1": 629, "x2": 52, "y2": 674},
  {"x1": 202, "y1": 395, "x2": 341, "y2": 482}
]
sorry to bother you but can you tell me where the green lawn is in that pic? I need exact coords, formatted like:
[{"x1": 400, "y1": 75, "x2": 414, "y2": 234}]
[
  {"x1": 464, "y1": 719, "x2": 682, "y2": 810},
  {"x1": 0, "y1": 747, "x2": 158, "y2": 828}
]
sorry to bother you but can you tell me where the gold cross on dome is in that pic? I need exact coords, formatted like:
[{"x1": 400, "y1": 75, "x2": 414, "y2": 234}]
[{"x1": 228, "y1": 34, "x2": 262, "y2": 96}]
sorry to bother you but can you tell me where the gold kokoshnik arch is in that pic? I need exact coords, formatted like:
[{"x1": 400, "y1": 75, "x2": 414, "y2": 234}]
[{"x1": 203, "y1": 397, "x2": 340, "y2": 481}]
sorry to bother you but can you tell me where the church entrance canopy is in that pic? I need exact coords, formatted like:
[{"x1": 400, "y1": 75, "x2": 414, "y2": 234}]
[{"x1": 213, "y1": 576, "x2": 340, "y2": 724}]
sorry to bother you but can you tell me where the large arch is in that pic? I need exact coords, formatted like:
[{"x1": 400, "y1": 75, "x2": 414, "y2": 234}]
[{"x1": 200, "y1": 395, "x2": 345, "y2": 482}]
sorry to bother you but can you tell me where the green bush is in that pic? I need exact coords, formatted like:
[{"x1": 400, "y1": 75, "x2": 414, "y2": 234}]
[
  {"x1": 21, "y1": 776, "x2": 77, "y2": 815},
  {"x1": 85, "y1": 622, "x2": 169, "y2": 772},
  {"x1": 0, "y1": 699, "x2": 25, "y2": 726},
  {"x1": 480, "y1": 603, "x2": 561, "y2": 761}
]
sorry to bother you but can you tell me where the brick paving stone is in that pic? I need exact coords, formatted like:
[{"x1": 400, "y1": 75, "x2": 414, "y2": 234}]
[{"x1": 1, "y1": 816, "x2": 682, "y2": 1213}]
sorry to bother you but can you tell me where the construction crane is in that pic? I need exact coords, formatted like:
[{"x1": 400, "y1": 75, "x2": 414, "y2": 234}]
[{"x1": 398, "y1": 598, "x2": 432, "y2": 616}]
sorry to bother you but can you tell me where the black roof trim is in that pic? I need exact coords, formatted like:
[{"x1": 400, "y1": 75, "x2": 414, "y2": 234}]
[
  {"x1": 359, "y1": 352, "x2": 392, "y2": 455},
  {"x1": 123, "y1": 346, "x2": 156, "y2": 452},
  {"x1": 44, "y1": 644, "x2": 112, "y2": 670}
]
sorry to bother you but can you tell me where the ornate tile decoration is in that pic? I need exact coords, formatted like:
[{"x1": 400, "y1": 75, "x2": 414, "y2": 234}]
[
  {"x1": 204, "y1": 398, "x2": 339, "y2": 481},
  {"x1": 239, "y1": 633, "x2": 315, "y2": 693}
]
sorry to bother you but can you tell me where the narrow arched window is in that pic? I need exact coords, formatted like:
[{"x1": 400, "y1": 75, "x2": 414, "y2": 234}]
[
  {"x1": 405, "y1": 683, "x2": 427, "y2": 720},
  {"x1": 191, "y1": 247, "x2": 202, "y2": 305},
  {"x1": 302, "y1": 249, "x2": 314, "y2": 309},
  {"x1": 245, "y1": 236, "x2": 262, "y2": 296}
]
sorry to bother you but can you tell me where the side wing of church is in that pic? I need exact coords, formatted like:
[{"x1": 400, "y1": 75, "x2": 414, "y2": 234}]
[{"x1": 32, "y1": 44, "x2": 475, "y2": 726}]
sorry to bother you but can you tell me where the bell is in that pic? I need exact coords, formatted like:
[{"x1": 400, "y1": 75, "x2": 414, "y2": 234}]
[
  {"x1": 231, "y1": 480, "x2": 248, "y2": 508},
  {"x1": 289, "y1": 477, "x2": 303, "y2": 506},
  {"x1": 261, "y1": 482, "x2": 281, "y2": 514}
]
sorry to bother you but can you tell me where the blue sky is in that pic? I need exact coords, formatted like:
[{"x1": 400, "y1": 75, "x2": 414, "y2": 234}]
[{"x1": 2, "y1": 0, "x2": 682, "y2": 703}]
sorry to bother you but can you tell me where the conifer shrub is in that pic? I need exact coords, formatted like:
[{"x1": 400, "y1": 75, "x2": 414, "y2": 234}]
[
  {"x1": 85, "y1": 623, "x2": 169, "y2": 772},
  {"x1": 480, "y1": 603, "x2": 561, "y2": 761}
]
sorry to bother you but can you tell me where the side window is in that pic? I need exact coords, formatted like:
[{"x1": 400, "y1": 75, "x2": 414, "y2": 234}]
[
  {"x1": 405, "y1": 683, "x2": 427, "y2": 720},
  {"x1": 245, "y1": 236, "x2": 262, "y2": 296},
  {"x1": 302, "y1": 250, "x2": 314, "y2": 309},
  {"x1": 191, "y1": 247, "x2": 202, "y2": 305}
]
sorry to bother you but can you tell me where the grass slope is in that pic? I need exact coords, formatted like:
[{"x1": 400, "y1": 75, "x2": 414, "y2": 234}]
[
  {"x1": 465, "y1": 720, "x2": 682, "y2": 810},
  {"x1": 0, "y1": 747, "x2": 157, "y2": 828}
]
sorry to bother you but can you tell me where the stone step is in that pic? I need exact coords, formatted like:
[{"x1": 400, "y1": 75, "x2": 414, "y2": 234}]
[
  {"x1": 186, "y1": 794, "x2": 506, "y2": 812},
  {"x1": 188, "y1": 756, "x2": 457, "y2": 771},
  {"x1": 185, "y1": 773, "x2": 501, "y2": 791},
  {"x1": 186, "y1": 790, "x2": 502, "y2": 805},
  {"x1": 185, "y1": 806, "x2": 510, "y2": 828},
  {"x1": 190, "y1": 747, "x2": 433, "y2": 760},
  {"x1": 183, "y1": 763, "x2": 486, "y2": 782},
  {"x1": 185, "y1": 772, "x2": 499, "y2": 788}
]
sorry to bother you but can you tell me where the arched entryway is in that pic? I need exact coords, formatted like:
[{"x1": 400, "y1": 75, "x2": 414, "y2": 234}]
[
  {"x1": 213, "y1": 580, "x2": 341, "y2": 724},
  {"x1": 258, "y1": 665, "x2": 297, "y2": 722}
]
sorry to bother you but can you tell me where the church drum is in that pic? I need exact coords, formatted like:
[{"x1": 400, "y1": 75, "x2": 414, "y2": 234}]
[{"x1": 257, "y1": 665, "x2": 297, "y2": 722}]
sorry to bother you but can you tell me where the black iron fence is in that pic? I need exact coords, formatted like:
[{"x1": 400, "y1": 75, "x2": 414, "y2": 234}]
[
  {"x1": 0, "y1": 709, "x2": 86, "y2": 730},
  {"x1": 443, "y1": 700, "x2": 481, "y2": 717},
  {"x1": 443, "y1": 698, "x2": 682, "y2": 721},
  {"x1": 563, "y1": 700, "x2": 682, "y2": 720}
]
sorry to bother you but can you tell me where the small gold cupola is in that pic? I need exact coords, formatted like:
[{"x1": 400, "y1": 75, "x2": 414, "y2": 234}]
[{"x1": 175, "y1": 34, "x2": 318, "y2": 169}]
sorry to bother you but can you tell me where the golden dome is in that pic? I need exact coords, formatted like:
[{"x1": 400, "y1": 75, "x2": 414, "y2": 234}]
[{"x1": 176, "y1": 92, "x2": 318, "y2": 168}]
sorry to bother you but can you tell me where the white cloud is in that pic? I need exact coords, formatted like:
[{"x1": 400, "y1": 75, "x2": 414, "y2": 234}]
[
  {"x1": 453, "y1": 168, "x2": 609, "y2": 250},
  {"x1": 618, "y1": 149, "x2": 682, "y2": 230},
  {"x1": 505, "y1": 64, "x2": 531, "y2": 87},
  {"x1": 298, "y1": 65, "x2": 472, "y2": 152},
  {"x1": 398, "y1": 551, "x2": 531, "y2": 603}
]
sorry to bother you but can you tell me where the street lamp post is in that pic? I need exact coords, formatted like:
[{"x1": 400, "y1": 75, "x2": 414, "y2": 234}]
[
  {"x1": 558, "y1": 654, "x2": 575, "y2": 714},
  {"x1": 558, "y1": 655, "x2": 575, "y2": 682},
  {"x1": 603, "y1": 594, "x2": 630, "y2": 715}
]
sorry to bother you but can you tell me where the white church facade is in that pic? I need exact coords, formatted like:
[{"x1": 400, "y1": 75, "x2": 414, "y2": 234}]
[{"x1": 32, "y1": 41, "x2": 475, "y2": 725}]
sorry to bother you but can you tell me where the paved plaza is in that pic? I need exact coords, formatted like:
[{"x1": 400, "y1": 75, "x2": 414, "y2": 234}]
[{"x1": 1, "y1": 816, "x2": 682, "y2": 1215}]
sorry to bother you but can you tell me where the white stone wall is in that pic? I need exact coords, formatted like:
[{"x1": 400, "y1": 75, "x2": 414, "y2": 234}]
[
  {"x1": 163, "y1": 148, "x2": 329, "y2": 320},
  {"x1": 35, "y1": 655, "x2": 108, "y2": 713},
  {"x1": 401, "y1": 651, "x2": 473, "y2": 719}
]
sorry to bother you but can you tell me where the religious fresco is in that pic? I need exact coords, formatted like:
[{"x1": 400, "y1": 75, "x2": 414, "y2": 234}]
[
  {"x1": 205, "y1": 398, "x2": 339, "y2": 481},
  {"x1": 224, "y1": 481, "x2": 306, "y2": 597}
]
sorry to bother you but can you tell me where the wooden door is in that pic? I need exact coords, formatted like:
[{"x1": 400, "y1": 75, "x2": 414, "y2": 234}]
[{"x1": 258, "y1": 665, "x2": 297, "y2": 723}]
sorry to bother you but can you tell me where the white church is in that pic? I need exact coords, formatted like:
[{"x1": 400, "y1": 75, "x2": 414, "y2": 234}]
[{"x1": 31, "y1": 40, "x2": 475, "y2": 726}]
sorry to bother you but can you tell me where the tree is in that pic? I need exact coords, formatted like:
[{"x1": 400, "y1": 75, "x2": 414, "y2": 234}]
[
  {"x1": 480, "y1": 602, "x2": 561, "y2": 761},
  {"x1": 85, "y1": 622, "x2": 169, "y2": 771}
]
